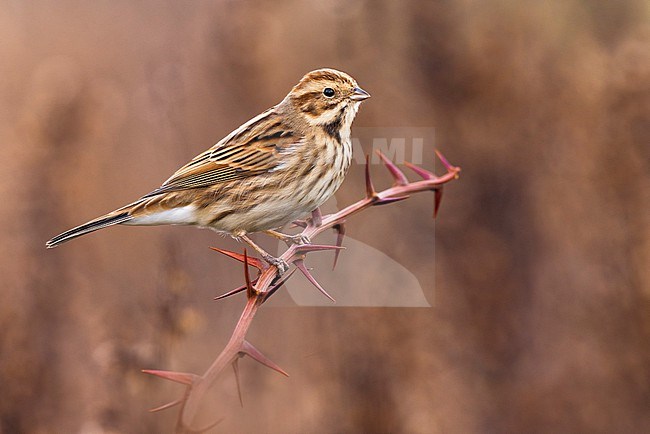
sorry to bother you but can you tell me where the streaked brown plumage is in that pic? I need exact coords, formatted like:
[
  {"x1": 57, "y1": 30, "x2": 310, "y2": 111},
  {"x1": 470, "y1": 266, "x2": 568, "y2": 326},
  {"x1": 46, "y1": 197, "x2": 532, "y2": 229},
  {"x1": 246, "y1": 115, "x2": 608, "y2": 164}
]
[{"x1": 46, "y1": 68, "x2": 370, "y2": 265}]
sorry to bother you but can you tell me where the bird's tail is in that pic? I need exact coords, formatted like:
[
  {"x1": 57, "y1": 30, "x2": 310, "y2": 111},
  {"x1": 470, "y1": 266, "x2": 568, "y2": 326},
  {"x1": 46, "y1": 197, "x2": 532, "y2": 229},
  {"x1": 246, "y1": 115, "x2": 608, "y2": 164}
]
[{"x1": 46, "y1": 212, "x2": 133, "y2": 248}]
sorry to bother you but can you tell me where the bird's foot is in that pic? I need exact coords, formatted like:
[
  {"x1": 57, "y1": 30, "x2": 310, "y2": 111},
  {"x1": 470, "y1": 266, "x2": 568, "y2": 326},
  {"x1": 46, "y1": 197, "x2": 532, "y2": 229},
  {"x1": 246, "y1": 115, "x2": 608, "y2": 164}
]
[
  {"x1": 264, "y1": 230, "x2": 311, "y2": 246},
  {"x1": 238, "y1": 233, "x2": 289, "y2": 275},
  {"x1": 261, "y1": 253, "x2": 290, "y2": 275},
  {"x1": 280, "y1": 233, "x2": 311, "y2": 246}
]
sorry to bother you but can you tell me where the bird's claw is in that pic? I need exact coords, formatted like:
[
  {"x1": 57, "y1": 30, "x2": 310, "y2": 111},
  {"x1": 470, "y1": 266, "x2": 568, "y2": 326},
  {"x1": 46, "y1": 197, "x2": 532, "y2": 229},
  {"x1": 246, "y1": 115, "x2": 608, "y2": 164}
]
[
  {"x1": 266, "y1": 230, "x2": 311, "y2": 246},
  {"x1": 261, "y1": 254, "x2": 289, "y2": 275},
  {"x1": 285, "y1": 234, "x2": 311, "y2": 246}
]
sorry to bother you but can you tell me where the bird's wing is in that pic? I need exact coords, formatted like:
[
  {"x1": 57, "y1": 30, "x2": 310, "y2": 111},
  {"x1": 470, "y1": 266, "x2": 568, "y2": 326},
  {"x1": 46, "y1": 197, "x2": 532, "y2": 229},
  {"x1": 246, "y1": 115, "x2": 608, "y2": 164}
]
[{"x1": 142, "y1": 109, "x2": 298, "y2": 198}]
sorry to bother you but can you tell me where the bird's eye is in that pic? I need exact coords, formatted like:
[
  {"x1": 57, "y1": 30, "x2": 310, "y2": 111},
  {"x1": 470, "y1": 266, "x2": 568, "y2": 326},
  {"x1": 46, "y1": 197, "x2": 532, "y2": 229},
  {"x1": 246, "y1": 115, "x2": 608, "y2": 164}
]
[{"x1": 323, "y1": 87, "x2": 335, "y2": 98}]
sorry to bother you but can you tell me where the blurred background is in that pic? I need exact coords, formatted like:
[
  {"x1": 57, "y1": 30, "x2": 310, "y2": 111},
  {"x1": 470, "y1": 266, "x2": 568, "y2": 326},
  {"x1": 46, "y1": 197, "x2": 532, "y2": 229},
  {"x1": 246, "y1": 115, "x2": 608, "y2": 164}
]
[{"x1": 1, "y1": 0, "x2": 649, "y2": 432}]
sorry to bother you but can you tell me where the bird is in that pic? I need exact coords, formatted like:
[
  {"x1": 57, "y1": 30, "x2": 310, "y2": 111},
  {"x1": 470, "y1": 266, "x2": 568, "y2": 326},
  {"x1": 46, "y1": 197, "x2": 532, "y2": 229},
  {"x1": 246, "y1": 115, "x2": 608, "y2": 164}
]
[{"x1": 46, "y1": 68, "x2": 370, "y2": 272}]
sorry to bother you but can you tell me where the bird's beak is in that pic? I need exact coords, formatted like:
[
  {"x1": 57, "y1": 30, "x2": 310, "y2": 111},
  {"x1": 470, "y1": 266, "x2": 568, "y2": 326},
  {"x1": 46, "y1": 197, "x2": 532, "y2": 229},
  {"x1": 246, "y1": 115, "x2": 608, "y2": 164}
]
[{"x1": 350, "y1": 87, "x2": 371, "y2": 101}]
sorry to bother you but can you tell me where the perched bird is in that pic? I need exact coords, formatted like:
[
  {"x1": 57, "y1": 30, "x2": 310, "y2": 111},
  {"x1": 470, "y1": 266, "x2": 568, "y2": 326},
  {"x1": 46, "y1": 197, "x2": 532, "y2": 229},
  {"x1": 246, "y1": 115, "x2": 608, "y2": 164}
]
[{"x1": 46, "y1": 68, "x2": 370, "y2": 271}]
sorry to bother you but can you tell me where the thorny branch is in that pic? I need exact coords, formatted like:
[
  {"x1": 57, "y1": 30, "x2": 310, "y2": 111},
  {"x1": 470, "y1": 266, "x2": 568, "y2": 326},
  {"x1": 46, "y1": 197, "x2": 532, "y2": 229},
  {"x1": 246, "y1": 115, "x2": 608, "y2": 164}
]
[{"x1": 143, "y1": 150, "x2": 461, "y2": 433}]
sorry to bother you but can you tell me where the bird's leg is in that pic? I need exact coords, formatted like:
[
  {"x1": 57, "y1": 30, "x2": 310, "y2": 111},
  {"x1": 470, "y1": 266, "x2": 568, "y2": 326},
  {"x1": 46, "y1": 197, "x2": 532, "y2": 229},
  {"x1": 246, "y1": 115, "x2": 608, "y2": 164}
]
[
  {"x1": 239, "y1": 234, "x2": 289, "y2": 274},
  {"x1": 264, "y1": 230, "x2": 311, "y2": 246}
]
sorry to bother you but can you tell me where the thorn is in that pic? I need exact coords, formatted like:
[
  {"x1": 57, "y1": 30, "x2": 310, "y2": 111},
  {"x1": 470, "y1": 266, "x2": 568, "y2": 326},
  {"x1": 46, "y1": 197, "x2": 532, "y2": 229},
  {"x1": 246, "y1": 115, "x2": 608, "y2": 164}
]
[
  {"x1": 263, "y1": 268, "x2": 297, "y2": 302},
  {"x1": 374, "y1": 195, "x2": 410, "y2": 206},
  {"x1": 142, "y1": 369, "x2": 199, "y2": 386},
  {"x1": 294, "y1": 259, "x2": 335, "y2": 302},
  {"x1": 311, "y1": 208, "x2": 323, "y2": 227},
  {"x1": 291, "y1": 220, "x2": 308, "y2": 228},
  {"x1": 148, "y1": 398, "x2": 183, "y2": 413},
  {"x1": 242, "y1": 249, "x2": 255, "y2": 299},
  {"x1": 365, "y1": 154, "x2": 378, "y2": 199},
  {"x1": 332, "y1": 222, "x2": 346, "y2": 270},
  {"x1": 210, "y1": 247, "x2": 264, "y2": 270},
  {"x1": 434, "y1": 187, "x2": 443, "y2": 218},
  {"x1": 241, "y1": 340, "x2": 289, "y2": 377},
  {"x1": 404, "y1": 161, "x2": 434, "y2": 180},
  {"x1": 376, "y1": 150, "x2": 408, "y2": 186},
  {"x1": 232, "y1": 359, "x2": 243, "y2": 407},
  {"x1": 214, "y1": 283, "x2": 249, "y2": 300},
  {"x1": 434, "y1": 149, "x2": 456, "y2": 173},
  {"x1": 293, "y1": 244, "x2": 345, "y2": 254}
]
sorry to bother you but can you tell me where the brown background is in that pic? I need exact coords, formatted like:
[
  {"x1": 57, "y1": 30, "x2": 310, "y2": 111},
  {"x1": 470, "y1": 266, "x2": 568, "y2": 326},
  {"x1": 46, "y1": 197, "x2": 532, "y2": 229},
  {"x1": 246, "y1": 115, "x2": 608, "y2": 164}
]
[{"x1": 1, "y1": 1, "x2": 649, "y2": 433}]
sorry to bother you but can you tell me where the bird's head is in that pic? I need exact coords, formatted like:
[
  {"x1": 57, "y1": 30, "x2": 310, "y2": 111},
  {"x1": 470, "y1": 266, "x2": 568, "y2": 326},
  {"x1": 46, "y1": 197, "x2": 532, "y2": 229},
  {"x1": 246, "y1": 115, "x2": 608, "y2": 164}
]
[{"x1": 283, "y1": 68, "x2": 370, "y2": 129}]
